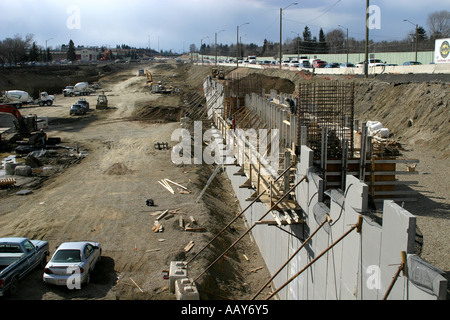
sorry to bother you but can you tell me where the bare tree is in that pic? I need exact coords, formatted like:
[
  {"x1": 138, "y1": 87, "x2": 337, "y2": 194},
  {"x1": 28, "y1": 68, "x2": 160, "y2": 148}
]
[
  {"x1": 326, "y1": 29, "x2": 345, "y2": 54},
  {"x1": 427, "y1": 10, "x2": 450, "y2": 39},
  {"x1": 0, "y1": 33, "x2": 33, "y2": 65}
]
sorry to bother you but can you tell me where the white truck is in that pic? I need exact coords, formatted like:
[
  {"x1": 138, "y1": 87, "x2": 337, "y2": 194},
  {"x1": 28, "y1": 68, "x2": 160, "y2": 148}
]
[
  {"x1": 1, "y1": 90, "x2": 55, "y2": 107},
  {"x1": 63, "y1": 82, "x2": 91, "y2": 97}
]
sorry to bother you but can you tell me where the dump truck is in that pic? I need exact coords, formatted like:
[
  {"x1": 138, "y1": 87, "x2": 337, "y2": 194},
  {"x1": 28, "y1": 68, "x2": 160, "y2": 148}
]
[{"x1": 63, "y1": 82, "x2": 91, "y2": 97}]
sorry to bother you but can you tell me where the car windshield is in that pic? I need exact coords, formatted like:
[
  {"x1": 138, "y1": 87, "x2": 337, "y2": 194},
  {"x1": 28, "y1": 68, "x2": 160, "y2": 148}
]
[{"x1": 52, "y1": 249, "x2": 81, "y2": 262}]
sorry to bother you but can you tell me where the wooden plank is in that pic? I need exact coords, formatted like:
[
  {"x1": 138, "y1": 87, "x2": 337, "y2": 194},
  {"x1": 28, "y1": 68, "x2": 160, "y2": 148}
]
[
  {"x1": 184, "y1": 241, "x2": 195, "y2": 252},
  {"x1": 130, "y1": 277, "x2": 144, "y2": 292}
]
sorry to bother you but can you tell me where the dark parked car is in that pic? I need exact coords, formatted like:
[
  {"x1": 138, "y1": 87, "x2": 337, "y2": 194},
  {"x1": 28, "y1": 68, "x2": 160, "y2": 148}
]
[
  {"x1": 76, "y1": 98, "x2": 89, "y2": 110},
  {"x1": 325, "y1": 62, "x2": 340, "y2": 68},
  {"x1": 340, "y1": 63, "x2": 356, "y2": 68},
  {"x1": 70, "y1": 104, "x2": 86, "y2": 116},
  {"x1": 403, "y1": 61, "x2": 422, "y2": 66}
]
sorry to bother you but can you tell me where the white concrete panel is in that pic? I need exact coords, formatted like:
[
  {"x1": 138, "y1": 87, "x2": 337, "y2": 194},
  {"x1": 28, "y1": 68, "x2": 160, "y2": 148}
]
[
  {"x1": 339, "y1": 175, "x2": 368, "y2": 300},
  {"x1": 379, "y1": 200, "x2": 416, "y2": 300},
  {"x1": 357, "y1": 217, "x2": 382, "y2": 300}
]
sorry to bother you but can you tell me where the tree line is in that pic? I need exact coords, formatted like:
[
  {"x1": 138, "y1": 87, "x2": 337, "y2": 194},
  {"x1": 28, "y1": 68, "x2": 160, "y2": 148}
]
[
  {"x1": 194, "y1": 10, "x2": 450, "y2": 59},
  {"x1": 1, "y1": 10, "x2": 448, "y2": 65}
]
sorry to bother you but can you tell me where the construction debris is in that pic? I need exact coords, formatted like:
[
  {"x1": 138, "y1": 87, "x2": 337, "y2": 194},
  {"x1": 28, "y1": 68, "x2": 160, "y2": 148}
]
[
  {"x1": 0, "y1": 178, "x2": 16, "y2": 187},
  {"x1": 184, "y1": 241, "x2": 195, "y2": 252}
]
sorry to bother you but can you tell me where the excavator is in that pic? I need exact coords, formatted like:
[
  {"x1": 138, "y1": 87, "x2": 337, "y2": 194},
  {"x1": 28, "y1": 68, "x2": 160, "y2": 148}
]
[
  {"x1": 145, "y1": 69, "x2": 153, "y2": 86},
  {"x1": 100, "y1": 50, "x2": 112, "y2": 61},
  {"x1": 0, "y1": 104, "x2": 37, "y2": 135},
  {"x1": 0, "y1": 104, "x2": 50, "y2": 145}
]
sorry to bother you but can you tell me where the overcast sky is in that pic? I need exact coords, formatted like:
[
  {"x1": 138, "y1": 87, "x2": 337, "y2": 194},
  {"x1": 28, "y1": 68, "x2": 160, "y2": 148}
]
[{"x1": 0, "y1": 0, "x2": 446, "y2": 53}]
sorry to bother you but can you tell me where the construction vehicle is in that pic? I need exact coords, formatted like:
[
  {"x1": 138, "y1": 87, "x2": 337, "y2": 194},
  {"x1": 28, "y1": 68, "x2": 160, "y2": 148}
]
[
  {"x1": 100, "y1": 50, "x2": 112, "y2": 61},
  {"x1": 96, "y1": 94, "x2": 108, "y2": 109},
  {"x1": 0, "y1": 104, "x2": 47, "y2": 135},
  {"x1": 211, "y1": 68, "x2": 225, "y2": 80},
  {"x1": 62, "y1": 82, "x2": 90, "y2": 97},
  {"x1": 145, "y1": 69, "x2": 153, "y2": 86},
  {"x1": 1, "y1": 90, "x2": 55, "y2": 107},
  {"x1": 218, "y1": 69, "x2": 225, "y2": 80}
]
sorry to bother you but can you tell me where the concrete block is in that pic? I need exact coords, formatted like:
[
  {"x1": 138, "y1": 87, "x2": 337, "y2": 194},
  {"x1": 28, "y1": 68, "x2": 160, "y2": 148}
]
[
  {"x1": 175, "y1": 278, "x2": 200, "y2": 300},
  {"x1": 169, "y1": 261, "x2": 187, "y2": 293},
  {"x1": 15, "y1": 165, "x2": 32, "y2": 177}
]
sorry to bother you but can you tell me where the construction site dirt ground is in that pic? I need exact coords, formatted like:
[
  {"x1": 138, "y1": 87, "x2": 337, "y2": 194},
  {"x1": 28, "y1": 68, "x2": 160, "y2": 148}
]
[{"x1": 0, "y1": 61, "x2": 448, "y2": 300}]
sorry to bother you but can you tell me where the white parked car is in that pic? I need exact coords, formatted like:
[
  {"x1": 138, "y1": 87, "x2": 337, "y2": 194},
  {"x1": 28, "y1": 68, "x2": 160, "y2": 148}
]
[{"x1": 43, "y1": 241, "x2": 101, "y2": 287}]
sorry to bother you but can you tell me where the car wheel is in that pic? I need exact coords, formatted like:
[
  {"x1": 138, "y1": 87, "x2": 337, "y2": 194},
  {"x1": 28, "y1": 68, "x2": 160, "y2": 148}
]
[
  {"x1": 39, "y1": 254, "x2": 47, "y2": 269},
  {"x1": 9, "y1": 277, "x2": 19, "y2": 296},
  {"x1": 47, "y1": 101, "x2": 52, "y2": 106},
  {"x1": 83, "y1": 271, "x2": 91, "y2": 287}
]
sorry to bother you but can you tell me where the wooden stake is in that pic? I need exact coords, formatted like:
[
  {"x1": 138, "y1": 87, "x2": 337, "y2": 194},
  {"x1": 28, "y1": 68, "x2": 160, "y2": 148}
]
[
  {"x1": 250, "y1": 266, "x2": 264, "y2": 273},
  {"x1": 158, "y1": 180, "x2": 174, "y2": 194},
  {"x1": 129, "y1": 277, "x2": 144, "y2": 293},
  {"x1": 165, "y1": 179, "x2": 189, "y2": 191}
]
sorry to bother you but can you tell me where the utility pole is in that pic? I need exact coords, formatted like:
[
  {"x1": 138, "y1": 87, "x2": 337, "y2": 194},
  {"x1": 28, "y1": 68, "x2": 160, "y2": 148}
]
[{"x1": 364, "y1": 0, "x2": 369, "y2": 78}]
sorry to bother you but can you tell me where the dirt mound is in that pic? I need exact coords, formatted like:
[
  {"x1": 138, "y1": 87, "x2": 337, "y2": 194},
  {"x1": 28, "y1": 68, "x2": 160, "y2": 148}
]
[
  {"x1": 104, "y1": 162, "x2": 133, "y2": 175},
  {"x1": 133, "y1": 95, "x2": 182, "y2": 123},
  {"x1": 354, "y1": 81, "x2": 449, "y2": 158},
  {"x1": 134, "y1": 105, "x2": 182, "y2": 122}
]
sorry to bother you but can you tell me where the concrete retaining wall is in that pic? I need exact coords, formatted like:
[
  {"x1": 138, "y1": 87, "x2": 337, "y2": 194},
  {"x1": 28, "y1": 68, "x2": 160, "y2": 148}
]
[
  {"x1": 224, "y1": 145, "x2": 447, "y2": 300},
  {"x1": 204, "y1": 77, "x2": 447, "y2": 300}
]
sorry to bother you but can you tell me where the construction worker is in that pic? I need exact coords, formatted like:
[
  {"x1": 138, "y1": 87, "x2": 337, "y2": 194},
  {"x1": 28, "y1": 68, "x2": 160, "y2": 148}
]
[
  {"x1": 285, "y1": 98, "x2": 296, "y2": 114},
  {"x1": 40, "y1": 129, "x2": 47, "y2": 146}
]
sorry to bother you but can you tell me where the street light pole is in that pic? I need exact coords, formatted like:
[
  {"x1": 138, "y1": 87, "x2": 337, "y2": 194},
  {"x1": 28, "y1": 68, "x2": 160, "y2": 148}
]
[
  {"x1": 237, "y1": 23, "x2": 249, "y2": 68},
  {"x1": 215, "y1": 30, "x2": 225, "y2": 66},
  {"x1": 364, "y1": 0, "x2": 369, "y2": 78},
  {"x1": 201, "y1": 37, "x2": 209, "y2": 65},
  {"x1": 45, "y1": 38, "x2": 53, "y2": 62},
  {"x1": 280, "y1": 3, "x2": 298, "y2": 69},
  {"x1": 404, "y1": 20, "x2": 418, "y2": 62}
]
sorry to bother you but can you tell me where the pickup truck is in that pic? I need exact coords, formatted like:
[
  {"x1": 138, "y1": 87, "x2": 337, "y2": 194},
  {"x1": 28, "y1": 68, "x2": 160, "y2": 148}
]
[{"x1": 0, "y1": 237, "x2": 49, "y2": 296}]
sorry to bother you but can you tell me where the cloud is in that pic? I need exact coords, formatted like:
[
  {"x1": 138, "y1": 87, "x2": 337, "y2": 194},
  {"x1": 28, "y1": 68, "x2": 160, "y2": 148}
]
[{"x1": 1, "y1": 0, "x2": 447, "y2": 52}]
